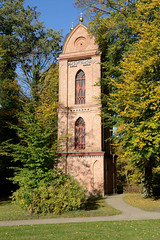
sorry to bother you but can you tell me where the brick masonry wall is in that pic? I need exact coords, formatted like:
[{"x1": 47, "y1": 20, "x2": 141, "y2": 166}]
[
  {"x1": 58, "y1": 22, "x2": 106, "y2": 195},
  {"x1": 67, "y1": 155, "x2": 104, "y2": 195}
]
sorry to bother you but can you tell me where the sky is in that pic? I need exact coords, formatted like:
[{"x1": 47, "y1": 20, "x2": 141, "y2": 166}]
[{"x1": 25, "y1": 0, "x2": 85, "y2": 40}]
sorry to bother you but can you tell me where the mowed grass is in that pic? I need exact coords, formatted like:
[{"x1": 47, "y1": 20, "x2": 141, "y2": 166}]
[
  {"x1": 0, "y1": 220, "x2": 160, "y2": 240},
  {"x1": 0, "y1": 197, "x2": 120, "y2": 221},
  {"x1": 123, "y1": 194, "x2": 160, "y2": 211}
]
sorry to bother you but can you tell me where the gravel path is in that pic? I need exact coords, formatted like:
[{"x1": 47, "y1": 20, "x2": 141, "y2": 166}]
[
  {"x1": 106, "y1": 194, "x2": 160, "y2": 221},
  {"x1": 0, "y1": 194, "x2": 159, "y2": 226}
]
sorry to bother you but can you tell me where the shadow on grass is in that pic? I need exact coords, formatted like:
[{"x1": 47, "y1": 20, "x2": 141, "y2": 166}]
[
  {"x1": 0, "y1": 196, "x2": 120, "y2": 221},
  {"x1": 83, "y1": 197, "x2": 103, "y2": 211},
  {"x1": 153, "y1": 195, "x2": 160, "y2": 201},
  {"x1": 0, "y1": 197, "x2": 103, "y2": 211}
]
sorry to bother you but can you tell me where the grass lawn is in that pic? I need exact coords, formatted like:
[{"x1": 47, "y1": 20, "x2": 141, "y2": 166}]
[
  {"x1": 0, "y1": 197, "x2": 120, "y2": 221},
  {"x1": 0, "y1": 220, "x2": 160, "y2": 240},
  {"x1": 123, "y1": 194, "x2": 160, "y2": 211}
]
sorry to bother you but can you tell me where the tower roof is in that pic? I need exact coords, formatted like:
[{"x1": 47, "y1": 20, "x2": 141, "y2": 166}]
[{"x1": 60, "y1": 22, "x2": 99, "y2": 58}]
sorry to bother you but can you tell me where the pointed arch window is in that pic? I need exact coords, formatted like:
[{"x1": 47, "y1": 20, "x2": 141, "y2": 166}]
[
  {"x1": 75, "y1": 117, "x2": 85, "y2": 149},
  {"x1": 75, "y1": 70, "x2": 85, "y2": 104}
]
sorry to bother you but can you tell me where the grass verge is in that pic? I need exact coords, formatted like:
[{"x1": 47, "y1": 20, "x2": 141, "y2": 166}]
[
  {"x1": 123, "y1": 194, "x2": 160, "y2": 211},
  {"x1": 0, "y1": 197, "x2": 120, "y2": 221},
  {"x1": 0, "y1": 220, "x2": 160, "y2": 240}
]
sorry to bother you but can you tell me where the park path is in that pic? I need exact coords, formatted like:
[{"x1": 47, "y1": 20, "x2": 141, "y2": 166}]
[
  {"x1": 0, "y1": 194, "x2": 159, "y2": 226},
  {"x1": 106, "y1": 194, "x2": 160, "y2": 221}
]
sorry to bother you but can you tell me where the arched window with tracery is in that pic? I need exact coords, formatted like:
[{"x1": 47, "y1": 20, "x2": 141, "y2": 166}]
[
  {"x1": 75, "y1": 117, "x2": 85, "y2": 149},
  {"x1": 75, "y1": 70, "x2": 85, "y2": 104}
]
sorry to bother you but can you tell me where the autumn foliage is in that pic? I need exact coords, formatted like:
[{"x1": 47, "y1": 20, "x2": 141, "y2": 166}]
[{"x1": 75, "y1": 0, "x2": 160, "y2": 197}]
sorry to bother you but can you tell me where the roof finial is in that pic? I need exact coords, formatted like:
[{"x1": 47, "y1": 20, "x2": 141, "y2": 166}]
[
  {"x1": 79, "y1": 12, "x2": 83, "y2": 22},
  {"x1": 70, "y1": 22, "x2": 74, "y2": 31}
]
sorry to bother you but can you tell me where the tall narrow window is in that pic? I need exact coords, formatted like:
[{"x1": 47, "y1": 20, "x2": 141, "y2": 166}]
[
  {"x1": 75, "y1": 70, "x2": 85, "y2": 104},
  {"x1": 75, "y1": 117, "x2": 85, "y2": 149}
]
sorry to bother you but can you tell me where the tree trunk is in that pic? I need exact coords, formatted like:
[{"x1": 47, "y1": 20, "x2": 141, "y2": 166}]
[{"x1": 142, "y1": 165, "x2": 153, "y2": 198}]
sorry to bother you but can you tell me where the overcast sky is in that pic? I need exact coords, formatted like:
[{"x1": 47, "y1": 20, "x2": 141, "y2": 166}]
[{"x1": 25, "y1": 0, "x2": 85, "y2": 40}]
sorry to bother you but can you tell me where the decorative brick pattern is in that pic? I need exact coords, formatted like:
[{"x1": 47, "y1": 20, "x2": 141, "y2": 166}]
[{"x1": 68, "y1": 59, "x2": 92, "y2": 67}]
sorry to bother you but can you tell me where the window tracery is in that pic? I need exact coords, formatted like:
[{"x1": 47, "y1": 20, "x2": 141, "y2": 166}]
[
  {"x1": 75, "y1": 70, "x2": 85, "y2": 104},
  {"x1": 75, "y1": 117, "x2": 85, "y2": 149}
]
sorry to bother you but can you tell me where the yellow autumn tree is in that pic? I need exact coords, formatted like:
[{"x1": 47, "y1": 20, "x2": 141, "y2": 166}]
[
  {"x1": 111, "y1": 0, "x2": 160, "y2": 197},
  {"x1": 36, "y1": 64, "x2": 59, "y2": 132}
]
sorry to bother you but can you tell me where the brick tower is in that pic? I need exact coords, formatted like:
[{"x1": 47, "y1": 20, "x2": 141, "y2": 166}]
[{"x1": 58, "y1": 19, "x2": 116, "y2": 195}]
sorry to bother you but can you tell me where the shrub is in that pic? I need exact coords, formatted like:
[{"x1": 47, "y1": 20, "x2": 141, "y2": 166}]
[{"x1": 12, "y1": 170, "x2": 86, "y2": 214}]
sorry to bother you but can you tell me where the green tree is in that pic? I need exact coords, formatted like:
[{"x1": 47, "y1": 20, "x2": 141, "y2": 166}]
[
  {"x1": 20, "y1": 29, "x2": 61, "y2": 102},
  {"x1": 0, "y1": 35, "x2": 21, "y2": 196},
  {"x1": 36, "y1": 64, "x2": 59, "y2": 131},
  {"x1": 115, "y1": 144, "x2": 143, "y2": 186},
  {"x1": 0, "y1": 0, "x2": 43, "y2": 196},
  {"x1": 0, "y1": 0, "x2": 45, "y2": 107},
  {"x1": 0, "y1": 0, "x2": 44, "y2": 63},
  {"x1": 10, "y1": 65, "x2": 86, "y2": 214},
  {"x1": 110, "y1": 0, "x2": 160, "y2": 197},
  {"x1": 0, "y1": 0, "x2": 61, "y2": 113},
  {"x1": 0, "y1": 0, "x2": 62, "y2": 196},
  {"x1": 0, "y1": 0, "x2": 61, "y2": 101},
  {"x1": 6, "y1": 63, "x2": 59, "y2": 207}
]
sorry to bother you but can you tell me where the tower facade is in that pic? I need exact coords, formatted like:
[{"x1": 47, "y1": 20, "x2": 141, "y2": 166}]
[{"x1": 58, "y1": 22, "x2": 115, "y2": 195}]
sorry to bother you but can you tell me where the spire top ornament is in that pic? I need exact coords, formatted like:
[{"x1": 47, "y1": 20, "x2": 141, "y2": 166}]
[
  {"x1": 70, "y1": 22, "x2": 74, "y2": 31},
  {"x1": 79, "y1": 12, "x2": 83, "y2": 22}
]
